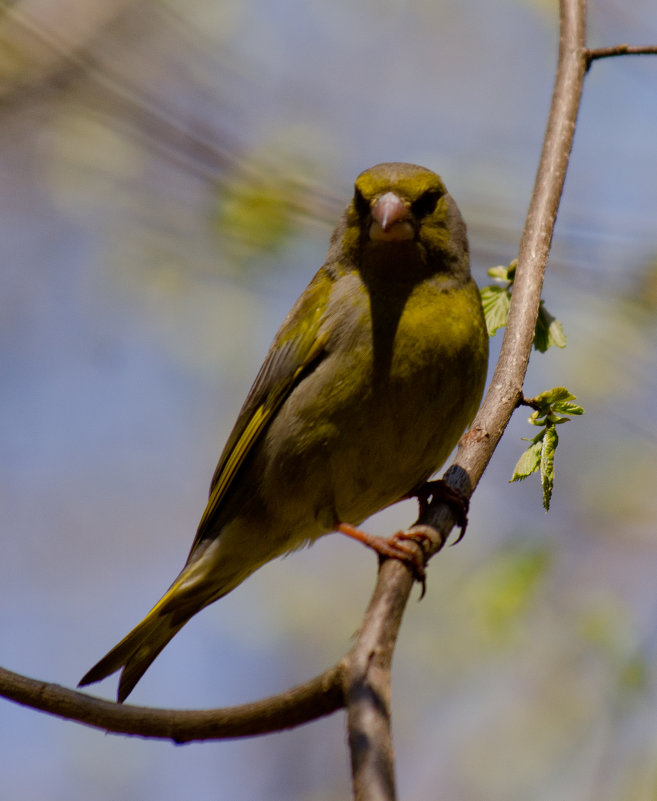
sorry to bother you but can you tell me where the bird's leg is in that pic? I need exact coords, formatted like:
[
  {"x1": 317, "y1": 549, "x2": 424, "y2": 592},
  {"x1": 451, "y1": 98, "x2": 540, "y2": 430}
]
[
  {"x1": 337, "y1": 522, "x2": 431, "y2": 598},
  {"x1": 408, "y1": 479, "x2": 470, "y2": 543}
]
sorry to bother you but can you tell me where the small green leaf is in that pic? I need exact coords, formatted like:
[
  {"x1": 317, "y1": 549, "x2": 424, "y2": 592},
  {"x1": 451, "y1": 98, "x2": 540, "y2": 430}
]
[
  {"x1": 534, "y1": 302, "x2": 567, "y2": 352},
  {"x1": 487, "y1": 265, "x2": 512, "y2": 281},
  {"x1": 540, "y1": 425, "x2": 558, "y2": 510},
  {"x1": 529, "y1": 387, "x2": 574, "y2": 410},
  {"x1": 528, "y1": 409, "x2": 544, "y2": 426},
  {"x1": 541, "y1": 386, "x2": 572, "y2": 402},
  {"x1": 486, "y1": 259, "x2": 517, "y2": 283},
  {"x1": 552, "y1": 401, "x2": 584, "y2": 416},
  {"x1": 480, "y1": 284, "x2": 511, "y2": 336},
  {"x1": 513, "y1": 387, "x2": 583, "y2": 510},
  {"x1": 510, "y1": 438, "x2": 543, "y2": 482}
]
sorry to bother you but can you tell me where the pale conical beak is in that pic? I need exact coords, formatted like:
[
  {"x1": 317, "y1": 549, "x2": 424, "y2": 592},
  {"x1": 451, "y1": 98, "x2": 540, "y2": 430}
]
[{"x1": 370, "y1": 192, "x2": 414, "y2": 241}]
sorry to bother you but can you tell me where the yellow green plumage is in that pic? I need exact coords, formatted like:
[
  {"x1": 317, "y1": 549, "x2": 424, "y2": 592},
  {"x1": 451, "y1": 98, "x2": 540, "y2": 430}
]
[{"x1": 79, "y1": 162, "x2": 488, "y2": 702}]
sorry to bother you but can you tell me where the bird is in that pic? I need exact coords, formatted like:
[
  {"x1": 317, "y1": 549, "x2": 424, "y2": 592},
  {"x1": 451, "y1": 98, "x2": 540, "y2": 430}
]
[{"x1": 79, "y1": 162, "x2": 489, "y2": 702}]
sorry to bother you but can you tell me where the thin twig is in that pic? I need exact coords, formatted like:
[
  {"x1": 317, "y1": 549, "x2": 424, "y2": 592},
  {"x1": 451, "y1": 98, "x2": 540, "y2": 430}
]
[{"x1": 586, "y1": 44, "x2": 657, "y2": 68}]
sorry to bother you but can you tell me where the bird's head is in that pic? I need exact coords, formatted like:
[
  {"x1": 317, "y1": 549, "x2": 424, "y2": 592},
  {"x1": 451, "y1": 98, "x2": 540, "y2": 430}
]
[{"x1": 334, "y1": 162, "x2": 470, "y2": 284}]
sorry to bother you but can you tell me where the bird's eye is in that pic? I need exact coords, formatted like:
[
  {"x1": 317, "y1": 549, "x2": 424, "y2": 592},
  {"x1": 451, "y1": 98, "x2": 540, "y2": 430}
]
[
  {"x1": 353, "y1": 187, "x2": 370, "y2": 218},
  {"x1": 411, "y1": 189, "x2": 441, "y2": 218}
]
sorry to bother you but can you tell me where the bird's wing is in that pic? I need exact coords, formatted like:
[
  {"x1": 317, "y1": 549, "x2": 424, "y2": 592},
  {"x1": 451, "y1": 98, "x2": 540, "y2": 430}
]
[{"x1": 189, "y1": 269, "x2": 332, "y2": 555}]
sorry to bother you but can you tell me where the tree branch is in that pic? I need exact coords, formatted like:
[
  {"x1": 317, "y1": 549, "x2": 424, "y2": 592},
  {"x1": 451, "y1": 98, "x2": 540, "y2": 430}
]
[
  {"x1": 0, "y1": 663, "x2": 344, "y2": 742},
  {"x1": 2, "y1": 1, "x2": 656, "y2": 799},
  {"x1": 586, "y1": 44, "x2": 657, "y2": 66},
  {"x1": 439, "y1": 0, "x2": 588, "y2": 501},
  {"x1": 343, "y1": 558, "x2": 416, "y2": 801},
  {"x1": 344, "y1": 1, "x2": 588, "y2": 797}
]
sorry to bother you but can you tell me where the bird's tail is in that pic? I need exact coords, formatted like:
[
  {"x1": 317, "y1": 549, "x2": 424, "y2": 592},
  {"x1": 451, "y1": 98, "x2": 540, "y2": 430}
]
[{"x1": 79, "y1": 563, "x2": 225, "y2": 702}]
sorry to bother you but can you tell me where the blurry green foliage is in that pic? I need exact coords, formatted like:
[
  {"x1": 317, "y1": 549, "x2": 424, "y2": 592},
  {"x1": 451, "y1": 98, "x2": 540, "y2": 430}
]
[
  {"x1": 213, "y1": 168, "x2": 298, "y2": 263},
  {"x1": 465, "y1": 545, "x2": 552, "y2": 641},
  {"x1": 625, "y1": 254, "x2": 657, "y2": 314},
  {"x1": 578, "y1": 603, "x2": 651, "y2": 701},
  {"x1": 207, "y1": 131, "x2": 342, "y2": 274}
]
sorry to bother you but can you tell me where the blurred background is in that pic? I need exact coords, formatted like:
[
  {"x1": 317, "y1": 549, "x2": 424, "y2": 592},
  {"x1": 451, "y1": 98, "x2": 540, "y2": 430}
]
[{"x1": 2, "y1": 0, "x2": 657, "y2": 799}]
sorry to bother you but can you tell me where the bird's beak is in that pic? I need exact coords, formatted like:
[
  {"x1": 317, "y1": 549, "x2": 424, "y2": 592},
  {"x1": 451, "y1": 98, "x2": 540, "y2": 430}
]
[{"x1": 369, "y1": 192, "x2": 414, "y2": 242}]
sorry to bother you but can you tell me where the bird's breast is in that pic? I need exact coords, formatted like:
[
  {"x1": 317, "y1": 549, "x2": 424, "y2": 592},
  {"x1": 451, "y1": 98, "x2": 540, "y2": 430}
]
[{"x1": 258, "y1": 276, "x2": 487, "y2": 545}]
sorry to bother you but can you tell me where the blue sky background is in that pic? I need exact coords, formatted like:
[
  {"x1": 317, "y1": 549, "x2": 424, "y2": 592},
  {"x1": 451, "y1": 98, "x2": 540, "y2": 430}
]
[{"x1": 2, "y1": 1, "x2": 657, "y2": 799}]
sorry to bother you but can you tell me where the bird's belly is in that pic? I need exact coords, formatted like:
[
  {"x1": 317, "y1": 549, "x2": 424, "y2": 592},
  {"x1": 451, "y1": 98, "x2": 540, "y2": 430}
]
[
  {"x1": 258, "y1": 346, "x2": 477, "y2": 545},
  {"x1": 324, "y1": 380, "x2": 457, "y2": 525}
]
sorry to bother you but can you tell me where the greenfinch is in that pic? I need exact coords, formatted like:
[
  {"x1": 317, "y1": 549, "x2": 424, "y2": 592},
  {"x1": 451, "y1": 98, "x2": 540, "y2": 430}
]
[{"x1": 80, "y1": 162, "x2": 488, "y2": 702}]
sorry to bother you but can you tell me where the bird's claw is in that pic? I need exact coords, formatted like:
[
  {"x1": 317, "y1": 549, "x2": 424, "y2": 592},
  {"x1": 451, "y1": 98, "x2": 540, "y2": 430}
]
[
  {"x1": 410, "y1": 479, "x2": 470, "y2": 543},
  {"x1": 387, "y1": 529, "x2": 434, "y2": 598},
  {"x1": 338, "y1": 522, "x2": 430, "y2": 598}
]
